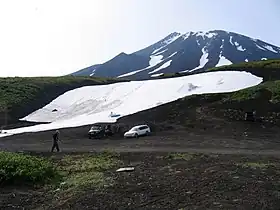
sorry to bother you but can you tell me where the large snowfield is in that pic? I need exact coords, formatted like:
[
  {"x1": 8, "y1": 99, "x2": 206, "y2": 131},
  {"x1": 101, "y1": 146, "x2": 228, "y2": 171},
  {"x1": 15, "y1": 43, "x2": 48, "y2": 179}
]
[{"x1": 0, "y1": 71, "x2": 262, "y2": 137}]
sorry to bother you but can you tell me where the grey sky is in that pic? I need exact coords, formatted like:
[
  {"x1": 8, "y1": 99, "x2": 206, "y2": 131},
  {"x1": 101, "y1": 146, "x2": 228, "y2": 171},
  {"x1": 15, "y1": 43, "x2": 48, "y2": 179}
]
[{"x1": 0, "y1": 0, "x2": 279, "y2": 76}]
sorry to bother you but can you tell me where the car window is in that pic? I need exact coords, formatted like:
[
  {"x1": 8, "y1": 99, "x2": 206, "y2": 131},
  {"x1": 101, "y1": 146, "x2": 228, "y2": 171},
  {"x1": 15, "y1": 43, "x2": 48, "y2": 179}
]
[{"x1": 139, "y1": 126, "x2": 148, "y2": 130}]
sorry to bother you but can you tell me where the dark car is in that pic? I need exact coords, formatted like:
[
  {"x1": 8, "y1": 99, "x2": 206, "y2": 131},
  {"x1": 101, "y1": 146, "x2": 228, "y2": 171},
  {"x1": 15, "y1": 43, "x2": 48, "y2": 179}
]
[
  {"x1": 88, "y1": 125, "x2": 104, "y2": 139},
  {"x1": 88, "y1": 124, "x2": 114, "y2": 139}
]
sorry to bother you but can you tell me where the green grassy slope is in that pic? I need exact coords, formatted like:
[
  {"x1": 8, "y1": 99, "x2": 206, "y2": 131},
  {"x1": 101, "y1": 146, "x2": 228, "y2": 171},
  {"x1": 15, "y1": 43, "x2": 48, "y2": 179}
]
[
  {"x1": 155, "y1": 59, "x2": 280, "y2": 81},
  {"x1": 208, "y1": 59, "x2": 280, "y2": 71},
  {"x1": 207, "y1": 59, "x2": 280, "y2": 82},
  {"x1": 0, "y1": 76, "x2": 127, "y2": 125}
]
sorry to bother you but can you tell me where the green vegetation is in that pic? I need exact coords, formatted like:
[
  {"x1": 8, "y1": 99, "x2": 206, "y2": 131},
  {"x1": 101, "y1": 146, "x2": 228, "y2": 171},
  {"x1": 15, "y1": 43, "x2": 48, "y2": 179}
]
[
  {"x1": 208, "y1": 59, "x2": 280, "y2": 71},
  {"x1": 0, "y1": 151, "x2": 122, "y2": 209},
  {"x1": 0, "y1": 151, "x2": 59, "y2": 186},
  {"x1": 153, "y1": 59, "x2": 280, "y2": 81},
  {"x1": 56, "y1": 151, "x2": 121, "y2": 192},
  {"x1": 237, "y1": 162, "x2": 276, "y2": 169},
  {"x1": 166, "y1": 153, "x2": 193, "y2": 161},
  {"x1": 217, "y1": 80, "x2": 280, "y2": 103},
  {"x1": 0, "y1": 151, "x2": 121, "y2": 191},
  {"x1": 0, "y1": 76, "x2": 127, "y2": 124}
]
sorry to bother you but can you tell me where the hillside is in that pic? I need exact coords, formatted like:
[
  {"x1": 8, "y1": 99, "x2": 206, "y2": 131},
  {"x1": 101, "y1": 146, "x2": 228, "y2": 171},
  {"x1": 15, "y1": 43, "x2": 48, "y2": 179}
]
[
  {"x1": 0, "y1": 76, "x2": 126, "y2": 127},
  {"x1": 155, "y1": 59, "x2": 280, "y2": 81},
  {"x1": 0, "y1": 71, "x2": 263, "y2": 136},
  {"x1": 1, "y1": 59, "x2": 280, "y2": 133},
  {"x1": 71, "y1": 30, "x2": 280, "y2": 80},
  {"x1": 117, "y1": 61, "x2": 280, "y2": 133}
]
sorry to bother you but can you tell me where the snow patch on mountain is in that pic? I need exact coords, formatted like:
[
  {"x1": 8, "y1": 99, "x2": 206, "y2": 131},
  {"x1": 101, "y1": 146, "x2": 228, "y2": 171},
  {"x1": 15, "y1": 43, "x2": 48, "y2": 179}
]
[
  {"x1": 153, "y1": 48, "x2": 168, "y2": 55},
  {"x1": 117, "y1": 55, "x2": 164, "y2": 78},
  {"x1": 216, "y1": 54, "x2": 232, "y2": 67},
  {"x1": 205, "y1": 32, "x2": 217, "y2": 38},
  {"x1": 195, "y1": 31, "x2": 217, "y2": 39},
  {"x1": 264, "y1": 45, "x2": 278, "y2": 53},
  {"x1": 191, "y1": 47, "x2": 209, "y2": 71},
  {"x1": 149, "y1": 55, "x2": 163, "y2": 66},
  {"x1": 117, "y1": 70, "x2": 143, "y2": 78},
  {"x1": 149, "y1": 60, "x2": 172, "y2": 74},
  {"x1": 89, "y1": 69, "x2": 96, "y2": 76},
  {"x1": 167, "y1": 51, "x2": 178, "y2": 58},
  {"x1": 152, "y1": 33, "x2": 182, "y2": 54},
  {"x1": 256, "y1": 44, "x2": 267, "y2": 51},
  {"x1": 183, "y1": 32, "x2": 191, "y2": 40},
  {"x1": 237, "y1": 45, "x2": 246, "y2": 51},
  {"x1": 220, "y1": 39, "x2": 225, "y2": 49},
  {"x1": 150, "y1": 73, "x2": 164, "y2": 77},
  {"x1": 234, "y1": 41, "x2": 246, "y2": 51},
  {"x1": 230, "y1": 36, "x2": 234, "y2": 45}
]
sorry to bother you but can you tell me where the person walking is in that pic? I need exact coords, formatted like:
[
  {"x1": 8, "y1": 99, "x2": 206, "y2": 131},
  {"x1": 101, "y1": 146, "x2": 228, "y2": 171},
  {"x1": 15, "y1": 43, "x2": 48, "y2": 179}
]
[{"x1": 51, "y1": 130, "x2": 61, "y2": 152}]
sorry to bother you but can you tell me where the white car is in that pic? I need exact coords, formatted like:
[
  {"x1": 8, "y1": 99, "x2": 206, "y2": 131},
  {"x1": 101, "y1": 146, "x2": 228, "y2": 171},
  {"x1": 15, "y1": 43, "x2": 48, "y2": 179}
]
[{"x1": 124, "y1": 125, "x2": 151, "y2": 138}]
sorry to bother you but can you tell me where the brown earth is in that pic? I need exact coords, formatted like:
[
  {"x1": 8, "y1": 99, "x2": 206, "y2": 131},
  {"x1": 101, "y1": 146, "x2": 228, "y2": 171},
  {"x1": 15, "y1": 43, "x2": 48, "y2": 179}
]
[{"x1": 1, "y1": 152, "x2": 280, "y2": 210}]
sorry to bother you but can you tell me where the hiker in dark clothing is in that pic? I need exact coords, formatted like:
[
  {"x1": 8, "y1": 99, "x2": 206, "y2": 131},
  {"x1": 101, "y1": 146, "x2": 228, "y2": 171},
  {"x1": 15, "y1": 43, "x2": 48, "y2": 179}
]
[{"x1": 51, "y1": 130, "x2": 60, "y2": 152}]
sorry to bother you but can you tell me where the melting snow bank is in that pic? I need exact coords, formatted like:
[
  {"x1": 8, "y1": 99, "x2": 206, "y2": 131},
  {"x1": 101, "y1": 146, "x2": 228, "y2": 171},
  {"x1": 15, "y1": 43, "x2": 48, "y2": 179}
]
[{"x1": 0, "y1": 71, "x2": 263, "y2": 137}]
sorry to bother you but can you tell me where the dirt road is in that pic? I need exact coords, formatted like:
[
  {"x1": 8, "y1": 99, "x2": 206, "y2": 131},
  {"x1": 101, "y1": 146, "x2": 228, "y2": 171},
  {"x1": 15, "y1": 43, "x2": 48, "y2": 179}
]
[{"x1": 1, "y1": 125, "x2": 280, "y2": 155}]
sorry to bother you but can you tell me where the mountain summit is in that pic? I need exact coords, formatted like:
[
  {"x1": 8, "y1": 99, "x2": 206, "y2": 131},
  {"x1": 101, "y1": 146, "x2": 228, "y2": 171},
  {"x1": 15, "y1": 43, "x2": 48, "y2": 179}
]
[{"x1": 71, "y1": 30, "x2": 280, "y2": 79}]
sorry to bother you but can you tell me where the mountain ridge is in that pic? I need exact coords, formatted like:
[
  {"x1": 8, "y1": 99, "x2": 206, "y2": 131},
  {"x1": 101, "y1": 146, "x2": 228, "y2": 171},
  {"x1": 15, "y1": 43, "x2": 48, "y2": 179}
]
[{"x1": 71, "y1": 30, "x2": 280, "y2": 79}]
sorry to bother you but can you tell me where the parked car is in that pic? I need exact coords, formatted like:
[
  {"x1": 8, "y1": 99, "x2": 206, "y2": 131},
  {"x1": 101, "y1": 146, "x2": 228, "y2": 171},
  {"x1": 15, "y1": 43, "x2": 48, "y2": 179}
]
[
  {"x1": 124, "y1": 125, "x2": 151, "y2": 138},
  {"x1": 88, "y1": 125, "x2": 104, "y2": 139},
  {"x1": 88, "y1": 124, "x2": 114, "y2": 139}
]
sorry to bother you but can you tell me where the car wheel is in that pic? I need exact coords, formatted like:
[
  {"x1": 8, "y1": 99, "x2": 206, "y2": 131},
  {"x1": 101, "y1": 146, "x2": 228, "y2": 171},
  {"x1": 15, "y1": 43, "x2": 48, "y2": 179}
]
[{"x1": 134, "y1": 133, "x2": 138, "y2": 138}]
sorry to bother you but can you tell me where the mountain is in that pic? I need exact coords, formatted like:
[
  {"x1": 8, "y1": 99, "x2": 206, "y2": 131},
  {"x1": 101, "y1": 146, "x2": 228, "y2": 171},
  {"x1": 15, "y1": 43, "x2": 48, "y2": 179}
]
[
  {"x1": 71, "y1": 30, "x2": 280, "y2": 79},
  {"x1": 71, "y1": 64, "x2": 102, "y2": 76}
]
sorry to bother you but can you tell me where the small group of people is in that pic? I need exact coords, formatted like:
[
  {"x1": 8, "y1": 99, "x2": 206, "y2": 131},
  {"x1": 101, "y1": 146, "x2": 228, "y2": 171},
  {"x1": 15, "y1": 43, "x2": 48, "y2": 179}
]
[{"x1": 244, "y1": 110, "x2": 257, "y2": 122}]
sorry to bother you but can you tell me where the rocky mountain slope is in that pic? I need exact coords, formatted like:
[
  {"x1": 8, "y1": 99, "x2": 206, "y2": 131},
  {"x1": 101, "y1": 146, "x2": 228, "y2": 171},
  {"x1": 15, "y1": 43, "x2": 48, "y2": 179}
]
[{"x1": 71, "y1": 30, "x2": 280, "y2": 80}]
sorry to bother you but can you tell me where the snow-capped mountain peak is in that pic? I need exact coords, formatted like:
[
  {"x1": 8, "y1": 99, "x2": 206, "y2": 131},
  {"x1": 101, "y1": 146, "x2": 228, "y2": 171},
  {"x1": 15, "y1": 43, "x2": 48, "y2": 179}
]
[{"x1": 71, "y1": 30, "x2": 280, "y2": 79}]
